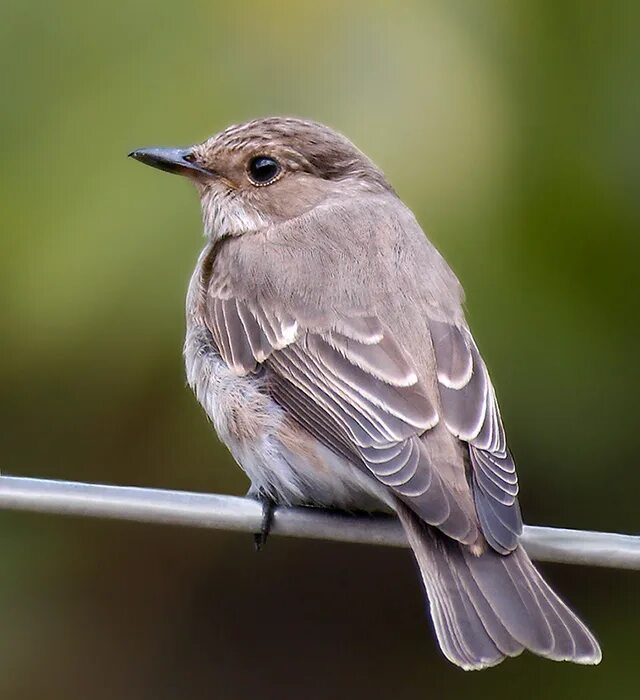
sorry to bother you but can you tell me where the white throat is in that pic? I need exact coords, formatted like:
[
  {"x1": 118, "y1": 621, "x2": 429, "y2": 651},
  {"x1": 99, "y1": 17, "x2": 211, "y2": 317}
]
[{"x1": 200, "y1": 186, "x2": 268, "y2": 239}]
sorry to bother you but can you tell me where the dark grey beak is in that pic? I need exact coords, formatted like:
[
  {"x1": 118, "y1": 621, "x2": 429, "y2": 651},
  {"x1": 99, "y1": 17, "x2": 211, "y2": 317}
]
[{"x1": 128, "y1": 146, "x2": 210, "y2": 176}]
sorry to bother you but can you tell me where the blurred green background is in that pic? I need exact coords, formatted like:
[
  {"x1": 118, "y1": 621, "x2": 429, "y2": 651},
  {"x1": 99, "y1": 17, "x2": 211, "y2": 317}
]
[{"x1": 1, "y1": 1, "x2": 639, "y2": 698}]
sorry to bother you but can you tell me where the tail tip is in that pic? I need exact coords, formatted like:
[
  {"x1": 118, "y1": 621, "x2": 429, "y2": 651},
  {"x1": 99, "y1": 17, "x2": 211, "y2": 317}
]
[{"x1": 573, "y1": 643, "x2": 603, "y2": 666}]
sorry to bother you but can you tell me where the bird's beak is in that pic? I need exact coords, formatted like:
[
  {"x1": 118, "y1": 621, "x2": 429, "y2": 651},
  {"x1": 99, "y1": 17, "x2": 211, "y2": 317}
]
[{"x1": 128, "y1": 146, "x2": 210, "y2": 177}]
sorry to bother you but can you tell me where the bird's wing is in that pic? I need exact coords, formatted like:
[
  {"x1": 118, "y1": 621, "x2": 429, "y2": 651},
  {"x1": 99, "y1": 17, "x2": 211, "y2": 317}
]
[
  {"x1": 429, "y1": 319, "x2": 522, "y2": 553},
  {"x1": 204, "y1": 294, "x2": 478, "y2": 545}
]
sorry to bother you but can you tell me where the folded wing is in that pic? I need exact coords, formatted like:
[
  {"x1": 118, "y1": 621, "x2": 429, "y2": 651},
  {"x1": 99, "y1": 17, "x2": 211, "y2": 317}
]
[{"x1": 204, "y1": 294, "x2": 478, "y2": 544}]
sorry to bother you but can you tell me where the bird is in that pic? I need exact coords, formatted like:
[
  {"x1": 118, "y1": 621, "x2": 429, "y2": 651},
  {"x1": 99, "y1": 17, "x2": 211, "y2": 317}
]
[{"x1": 129, "y1": 117, "x2": 601, "y2": 670}]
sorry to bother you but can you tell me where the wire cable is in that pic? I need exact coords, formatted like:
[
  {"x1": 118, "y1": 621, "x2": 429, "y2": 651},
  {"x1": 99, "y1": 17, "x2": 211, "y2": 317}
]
[{"x1": 0, "y1": 476, "x2": 638, "y2": 569}]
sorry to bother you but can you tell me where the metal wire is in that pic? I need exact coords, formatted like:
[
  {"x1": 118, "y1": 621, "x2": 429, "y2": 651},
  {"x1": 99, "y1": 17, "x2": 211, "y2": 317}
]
[{"x1": 0, "y1": 475, "x2": 638, "y2": 570}]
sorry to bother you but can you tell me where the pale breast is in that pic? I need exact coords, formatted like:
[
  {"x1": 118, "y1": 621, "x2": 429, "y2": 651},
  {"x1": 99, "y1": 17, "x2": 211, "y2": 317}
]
[{"x1": 184, "y1": 323, "x2": 279, "y2": 448}]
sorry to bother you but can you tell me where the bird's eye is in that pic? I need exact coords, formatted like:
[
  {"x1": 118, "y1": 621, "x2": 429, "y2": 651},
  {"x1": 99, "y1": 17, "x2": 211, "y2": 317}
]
[{"x1": 247, "y1": 156, "x2": 281, "y2": 186}]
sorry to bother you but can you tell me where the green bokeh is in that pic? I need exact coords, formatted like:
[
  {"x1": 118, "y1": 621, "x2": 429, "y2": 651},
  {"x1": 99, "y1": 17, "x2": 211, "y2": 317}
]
[{"x1": 1, "y1": 1, "x2": 638, "y2": 698}]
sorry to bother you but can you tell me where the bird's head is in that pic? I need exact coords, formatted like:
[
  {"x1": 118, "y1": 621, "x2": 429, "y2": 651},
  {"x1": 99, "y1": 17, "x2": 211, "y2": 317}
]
[{"x1": 129, "y1": 117, "x2": 391, "y2": 239}]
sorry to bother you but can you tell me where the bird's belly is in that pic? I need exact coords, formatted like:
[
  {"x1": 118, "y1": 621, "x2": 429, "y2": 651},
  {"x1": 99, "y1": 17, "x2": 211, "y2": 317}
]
[{"x1": 184, "y1": 326, "x2": 390, "y2": 511}]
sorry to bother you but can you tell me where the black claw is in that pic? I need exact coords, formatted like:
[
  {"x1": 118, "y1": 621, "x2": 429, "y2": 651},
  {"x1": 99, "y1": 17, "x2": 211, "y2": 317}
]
[{"x1": 253, "y1": 496, "x2": 275, "y2": 552}]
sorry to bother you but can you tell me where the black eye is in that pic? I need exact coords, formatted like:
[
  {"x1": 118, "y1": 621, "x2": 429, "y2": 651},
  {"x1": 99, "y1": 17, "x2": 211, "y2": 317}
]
[{"x1": 248, "y1": 155, "x2": 281, "y2": 185}]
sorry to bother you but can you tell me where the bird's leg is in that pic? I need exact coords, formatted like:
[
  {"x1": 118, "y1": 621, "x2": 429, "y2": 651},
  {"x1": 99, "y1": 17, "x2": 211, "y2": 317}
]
[
  {"x1": 247, "y1": 487, "x2": 276, "y2": 551},
  {"x1": 255, "y1": 497, "x2": 275, "y2": 551}
]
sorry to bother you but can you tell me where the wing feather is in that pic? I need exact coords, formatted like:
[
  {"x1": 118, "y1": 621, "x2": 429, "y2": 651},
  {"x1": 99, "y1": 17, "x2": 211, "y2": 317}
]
[
  {"x1": 222, "y1": 299, "x2": 257, "y2": 372},
  {"x1": 324, "y1": 330, "x2": 419, "y2": 386},
  {"x1": 430, "y1": 319, "x2": 523, "y2": 553},
  {"x1": 270, "y1": 347, "x2": 388, "y2": 448},
  {"x1": 235, "y1": 300, "x2": 271, "y2": 363},
  {"x1": 308, "y1": 334, "x2": 437, "y2": 430},
  {"x1": 202, "y1": 288, "x2": 477, "y2": 543}
]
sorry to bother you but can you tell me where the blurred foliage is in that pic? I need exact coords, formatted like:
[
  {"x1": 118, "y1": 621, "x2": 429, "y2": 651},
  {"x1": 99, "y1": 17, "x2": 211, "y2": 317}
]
[{"x1": 0, "y1": 1, "x2": 639, "y2": 698}]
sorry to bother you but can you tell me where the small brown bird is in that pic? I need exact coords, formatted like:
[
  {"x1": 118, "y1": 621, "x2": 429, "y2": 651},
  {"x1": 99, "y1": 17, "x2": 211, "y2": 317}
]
[{"x1": 129, "y1": 117, "x2": 601, "y2": 670}]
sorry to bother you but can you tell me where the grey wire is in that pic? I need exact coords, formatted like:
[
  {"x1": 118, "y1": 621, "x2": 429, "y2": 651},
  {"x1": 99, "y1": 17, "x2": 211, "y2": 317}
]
[{"x1": 0, "y1": 476, "x2": 638, "y2": 570}]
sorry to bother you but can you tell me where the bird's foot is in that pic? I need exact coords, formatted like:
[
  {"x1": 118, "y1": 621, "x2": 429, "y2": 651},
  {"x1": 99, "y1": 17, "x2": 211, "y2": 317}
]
[{"x1": 247, "y1": 489, "x2": 276, "y2": 552}]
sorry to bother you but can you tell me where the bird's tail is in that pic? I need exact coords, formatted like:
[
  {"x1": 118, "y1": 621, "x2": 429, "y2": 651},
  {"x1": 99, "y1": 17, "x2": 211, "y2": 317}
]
[{"x1": 395, "y1": 502, "x2": 601, "y2": 670}]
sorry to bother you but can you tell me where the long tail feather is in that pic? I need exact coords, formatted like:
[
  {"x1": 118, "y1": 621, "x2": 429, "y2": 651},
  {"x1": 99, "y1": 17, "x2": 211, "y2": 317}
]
[{"x1": 396, "y1": 502, "x2": 601, "y2": 670}]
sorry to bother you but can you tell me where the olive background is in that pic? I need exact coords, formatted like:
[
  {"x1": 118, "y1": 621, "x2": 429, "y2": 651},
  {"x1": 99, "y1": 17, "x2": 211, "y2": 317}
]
[{"x1": 1, "y1": 1, "x2": 639, "y2": 698}]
